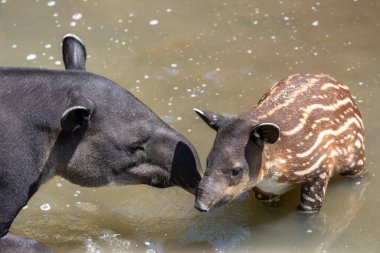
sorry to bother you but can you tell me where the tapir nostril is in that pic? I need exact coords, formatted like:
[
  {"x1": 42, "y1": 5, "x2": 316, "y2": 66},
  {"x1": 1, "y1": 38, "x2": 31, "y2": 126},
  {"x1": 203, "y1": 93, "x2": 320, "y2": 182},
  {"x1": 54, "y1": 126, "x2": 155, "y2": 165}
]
[{"x1": 194, "y1": 200, "x2": 210, "y2": 212}]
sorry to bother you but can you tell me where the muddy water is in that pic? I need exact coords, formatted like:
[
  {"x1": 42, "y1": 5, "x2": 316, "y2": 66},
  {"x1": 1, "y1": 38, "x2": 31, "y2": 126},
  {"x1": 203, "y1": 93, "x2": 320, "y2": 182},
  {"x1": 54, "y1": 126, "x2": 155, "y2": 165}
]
[{"x1": 1, "y1": 0, "x2": 380, "y2": 252}]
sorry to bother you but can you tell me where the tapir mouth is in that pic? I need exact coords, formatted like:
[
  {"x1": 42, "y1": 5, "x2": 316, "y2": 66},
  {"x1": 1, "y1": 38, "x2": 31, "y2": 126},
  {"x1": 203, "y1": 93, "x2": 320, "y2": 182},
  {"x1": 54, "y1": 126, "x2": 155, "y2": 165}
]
[
  {"x1": 194, "y1": 195, "x2": 232, "y2": 212},
  {"x1": 123, "y1": 163, "x2": 172, "y2": 188},
  {"x1": 148, "y1": 176, "x2": 171, "y2": 188},
  {"x1": 214, "y1": 195, "x2": 232, "y2": 207}
]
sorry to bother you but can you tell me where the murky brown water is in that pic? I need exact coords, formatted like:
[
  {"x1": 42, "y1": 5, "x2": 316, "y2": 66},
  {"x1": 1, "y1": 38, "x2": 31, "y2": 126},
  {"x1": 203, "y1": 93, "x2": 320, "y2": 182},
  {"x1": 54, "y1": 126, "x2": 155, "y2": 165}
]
[{"x1": 1, "y1": 0, "x2": 380, "y2": 252}]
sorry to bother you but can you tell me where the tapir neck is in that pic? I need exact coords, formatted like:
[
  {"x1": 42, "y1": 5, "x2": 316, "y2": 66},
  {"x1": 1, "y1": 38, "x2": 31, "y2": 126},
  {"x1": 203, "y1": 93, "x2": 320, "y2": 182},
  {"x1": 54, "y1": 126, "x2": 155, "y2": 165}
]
[
  {"x1": 0, "y1": 68, "x2": 74, "y2": 128},
  {"x1": 0, "y1": 68, "x2": 83, "y2": 182}
]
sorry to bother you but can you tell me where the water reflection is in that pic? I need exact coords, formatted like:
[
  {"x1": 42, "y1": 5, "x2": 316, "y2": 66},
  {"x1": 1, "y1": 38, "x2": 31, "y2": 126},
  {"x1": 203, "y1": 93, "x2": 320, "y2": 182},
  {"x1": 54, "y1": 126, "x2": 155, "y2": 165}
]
[
  {"x1": 170, "y1": 176, "x2": 369, "y2": 253},
  {"x1": 302, "y1": 177, "x2": 369, "y2": 253}
]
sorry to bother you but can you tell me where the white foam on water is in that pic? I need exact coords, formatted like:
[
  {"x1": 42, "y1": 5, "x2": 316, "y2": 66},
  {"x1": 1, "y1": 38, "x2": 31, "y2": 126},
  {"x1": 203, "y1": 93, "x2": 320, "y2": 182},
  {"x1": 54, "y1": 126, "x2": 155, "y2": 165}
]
[
  {"x1": 85, "y1": 238, "x2": 102, "y2": 253},
  {"x1": 40, "y1": 203, "x2": 51, "y2": 211},
  {"x1": 26, "y1": 54, "x2": 37, "y2": 61},
  {"x1": 72, "y1": 13, "x2": 82, "y2": 20},
  {"x1": 149, "y1": 19, "x2": 159, "y2": 26},
  {"x1": 86, "y1": 233, "x2": 131, "y2": 253}
]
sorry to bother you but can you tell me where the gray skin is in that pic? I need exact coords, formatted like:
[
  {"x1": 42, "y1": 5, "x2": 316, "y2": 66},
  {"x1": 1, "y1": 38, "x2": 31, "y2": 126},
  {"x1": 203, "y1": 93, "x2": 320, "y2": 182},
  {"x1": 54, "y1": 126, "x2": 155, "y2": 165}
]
[
  {"x1": 62, "y1": 34, "x2": 87, "y2": 71},
  {"x1": 0, "y1": 35, "x2": 202, "y2": 252},
  {"x1": 193, "y1": 109, "x2": 279, "y2": 212}
]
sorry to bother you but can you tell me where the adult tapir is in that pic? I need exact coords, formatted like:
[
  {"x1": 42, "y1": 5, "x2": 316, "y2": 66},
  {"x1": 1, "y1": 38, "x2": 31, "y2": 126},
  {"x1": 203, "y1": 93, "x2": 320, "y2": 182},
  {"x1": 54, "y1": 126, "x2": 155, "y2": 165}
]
[{"x1": 0, "y1": 34, "x2": 202, "y2": 252}]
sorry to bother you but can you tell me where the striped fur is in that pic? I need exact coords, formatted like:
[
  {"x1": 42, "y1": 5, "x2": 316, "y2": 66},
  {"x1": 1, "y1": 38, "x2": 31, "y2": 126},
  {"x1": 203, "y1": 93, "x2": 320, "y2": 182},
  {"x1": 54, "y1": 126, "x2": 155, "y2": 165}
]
[
  {"x1": 196, "y1": 73, "x2": 366, "y2": 213},
  {"x1": 247, "y1": 74, "x2": 365, "y2": 212},
  {"x1": 251, "y1": 74, "x2": 364, "y2": 179}
]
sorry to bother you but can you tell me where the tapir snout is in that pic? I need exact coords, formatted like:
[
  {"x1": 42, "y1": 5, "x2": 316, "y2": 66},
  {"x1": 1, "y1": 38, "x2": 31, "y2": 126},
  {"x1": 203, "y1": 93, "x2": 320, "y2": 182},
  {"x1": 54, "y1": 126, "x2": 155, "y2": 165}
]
[
  {"x1": 170, "y1": 140, "x2": 202, "y2": 194},
  {"x1": 195, "y1": 172, "x2": 233, "y2": 212},
  {"x1": 140, "y1": 129, "x2": 202, "y2": 194}
]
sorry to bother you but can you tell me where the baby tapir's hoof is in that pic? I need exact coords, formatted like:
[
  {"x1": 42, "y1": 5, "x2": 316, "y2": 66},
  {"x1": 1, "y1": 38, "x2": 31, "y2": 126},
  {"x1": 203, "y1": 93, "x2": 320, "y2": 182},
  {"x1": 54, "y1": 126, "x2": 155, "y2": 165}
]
[{"x1": 253, "y1": 187, "x2": 281, "y2": 208}]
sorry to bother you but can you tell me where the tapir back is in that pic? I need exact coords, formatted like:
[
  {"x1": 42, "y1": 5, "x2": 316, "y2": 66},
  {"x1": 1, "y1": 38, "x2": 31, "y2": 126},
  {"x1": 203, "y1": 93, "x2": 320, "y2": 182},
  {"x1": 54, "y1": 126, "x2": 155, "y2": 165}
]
[{"x1": 248, "y1": 73, "x2": 365, "y2": 184}]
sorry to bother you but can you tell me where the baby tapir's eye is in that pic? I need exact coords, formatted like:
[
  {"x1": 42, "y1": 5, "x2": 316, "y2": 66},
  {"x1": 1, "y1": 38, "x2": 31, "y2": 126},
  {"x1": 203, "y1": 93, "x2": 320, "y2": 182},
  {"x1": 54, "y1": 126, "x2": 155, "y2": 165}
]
[{"x1": 231, "y1": 167, "x2": 242, "y2": 177}]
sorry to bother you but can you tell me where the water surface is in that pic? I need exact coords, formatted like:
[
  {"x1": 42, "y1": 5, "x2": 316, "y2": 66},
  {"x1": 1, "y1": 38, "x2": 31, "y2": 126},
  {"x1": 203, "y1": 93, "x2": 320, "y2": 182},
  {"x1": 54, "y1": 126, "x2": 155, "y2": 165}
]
[{"x1": 0, "y1": 1, "x2": 379, "y2": 252}]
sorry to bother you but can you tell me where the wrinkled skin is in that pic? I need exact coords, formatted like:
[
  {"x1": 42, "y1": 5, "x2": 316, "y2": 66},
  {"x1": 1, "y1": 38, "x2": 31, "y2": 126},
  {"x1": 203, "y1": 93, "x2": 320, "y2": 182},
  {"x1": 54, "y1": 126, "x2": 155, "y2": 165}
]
[
  {"x1": 194, "y1": 109, "x2": 279, "y2": 212},
  {"x1": 0, "y1": 35, "x2": 202, "y2": 252}
]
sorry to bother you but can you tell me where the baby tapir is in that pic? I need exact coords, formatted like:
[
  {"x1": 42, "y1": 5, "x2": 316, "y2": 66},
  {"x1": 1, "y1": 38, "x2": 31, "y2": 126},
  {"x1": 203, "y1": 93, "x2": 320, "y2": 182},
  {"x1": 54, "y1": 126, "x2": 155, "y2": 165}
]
[
  {"x1": 194, "y1": 73, "x2": 365, "y2": 213},
  {"x1": 0, "y1": 34, "x2": 202, "y2": 252}
]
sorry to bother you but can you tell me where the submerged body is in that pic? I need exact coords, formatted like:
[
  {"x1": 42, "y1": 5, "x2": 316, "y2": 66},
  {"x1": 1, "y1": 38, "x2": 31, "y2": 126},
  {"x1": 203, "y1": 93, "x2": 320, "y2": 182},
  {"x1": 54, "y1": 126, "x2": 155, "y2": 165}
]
[{"x1": 195, "y1": 73, "x2": 365, "y2": 213}]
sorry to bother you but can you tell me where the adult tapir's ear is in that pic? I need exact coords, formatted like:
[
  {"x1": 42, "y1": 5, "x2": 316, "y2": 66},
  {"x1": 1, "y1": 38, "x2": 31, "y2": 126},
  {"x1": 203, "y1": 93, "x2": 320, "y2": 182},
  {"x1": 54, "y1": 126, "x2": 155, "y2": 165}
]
[
  {"x1": 62, "y1": 34, "x2": 87, "y2": 71},
  {"x1": 61, "y1": 106, "x2": 91, "y2": 133},
  {"x1": 194, "y1": 108, "x2": 228, "y2": 131},
  {"x1": 251, "y1": 123, "x2": 280, "y2": 144},
  {"x1": 61, "y1": 97, "x2": 95, "y2": 133}
]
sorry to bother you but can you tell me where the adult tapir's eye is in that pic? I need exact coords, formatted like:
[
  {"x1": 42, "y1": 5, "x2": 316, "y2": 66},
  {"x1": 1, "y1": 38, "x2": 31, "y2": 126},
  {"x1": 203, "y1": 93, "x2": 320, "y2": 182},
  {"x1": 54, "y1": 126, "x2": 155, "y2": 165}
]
[
  {"x1": 231, "y1": 167, "x2": 242, "y2": 177},
  {"x1": 129, "y1": 142, "x2": 145, "y2": 153}
]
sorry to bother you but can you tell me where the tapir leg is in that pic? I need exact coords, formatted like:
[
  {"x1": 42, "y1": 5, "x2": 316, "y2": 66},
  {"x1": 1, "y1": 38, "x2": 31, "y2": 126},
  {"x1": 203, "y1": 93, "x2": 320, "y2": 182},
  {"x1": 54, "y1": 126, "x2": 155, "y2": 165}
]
[
  {"x1": 339, "y1": 154, "x2": 366, "y2": 177},
  {"x1": 0, "y1": 161, "x2": 45, "y2": 251},
  {"x1": 339, "y1": 163, "x2": 366, "y2": 177},
  {"x1": 0, "y1": 233, "x2": 54, "y2": 253},
  {"x1": 298, "y1": 174, "x2": 330, "y2": 213},
  {"x1": 253, "y1": 187, "x2": 280, "y2": 206},
  {"x1": 0, "y1": 183, "x2": 54, "y2": 253},
  {"x1": 253, "y1": 187, "x2": 277, "y2": 200},
  {"x1": 339, "y1": 134, "x2": 366, "y2": 177},
  {"x1": 0, "y1": 171, "x2": 38, "y2": 237},
  {"x1": 0, "y1": 187, "x2": 29, "y2": 238}
]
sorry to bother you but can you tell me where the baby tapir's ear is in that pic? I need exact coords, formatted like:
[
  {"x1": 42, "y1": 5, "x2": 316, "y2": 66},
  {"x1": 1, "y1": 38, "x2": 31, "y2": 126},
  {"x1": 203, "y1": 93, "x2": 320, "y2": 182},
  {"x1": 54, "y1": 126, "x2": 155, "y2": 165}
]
[
  {"x1": 194, "y1": 108, "x2": 228, "y2": 131},
  {"x1": 251, "y1": 123, "x2": 280, "y2": 144},
  {"x1": 61, "y1": 106, "x2": 91, "y2": 133}
]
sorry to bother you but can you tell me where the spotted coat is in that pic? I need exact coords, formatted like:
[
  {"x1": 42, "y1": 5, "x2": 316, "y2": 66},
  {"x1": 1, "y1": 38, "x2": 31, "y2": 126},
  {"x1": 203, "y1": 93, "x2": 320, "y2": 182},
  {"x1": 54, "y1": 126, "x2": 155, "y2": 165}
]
[
  {"x1": 195, "y1": 73, "x2": 365, "y2": 213},
  {"x1": 247, "y1": 74, "x2": 365, "y2": 212}
]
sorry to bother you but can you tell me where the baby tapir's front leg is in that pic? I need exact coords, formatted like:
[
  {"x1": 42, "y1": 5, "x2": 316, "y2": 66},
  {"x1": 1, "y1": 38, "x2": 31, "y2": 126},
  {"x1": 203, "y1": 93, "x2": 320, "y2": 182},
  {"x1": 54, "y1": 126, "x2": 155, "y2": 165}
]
[
  {"x1": 253, "y1": 187, "x2": 280, "y2": 202},
  {"x1": 298, "y1": 172, "x2": 330, "y2": 213}
]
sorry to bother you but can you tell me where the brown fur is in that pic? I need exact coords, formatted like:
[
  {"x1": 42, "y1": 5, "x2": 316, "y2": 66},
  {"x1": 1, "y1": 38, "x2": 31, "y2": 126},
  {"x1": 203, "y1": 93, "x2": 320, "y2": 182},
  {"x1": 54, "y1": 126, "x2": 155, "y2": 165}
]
[{"x1": 195, "y1": 73, "x2": 365, "y2": 213}]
